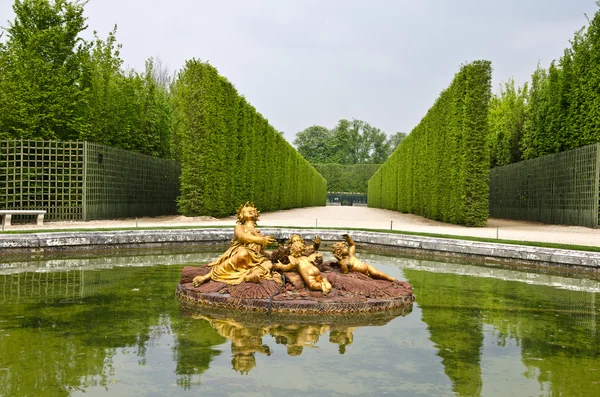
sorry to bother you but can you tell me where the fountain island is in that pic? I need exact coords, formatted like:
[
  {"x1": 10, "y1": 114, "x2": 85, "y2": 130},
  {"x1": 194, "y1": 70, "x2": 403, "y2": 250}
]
[{"x1": 176, "y1": 203, "x2": 415, "y2": 317}]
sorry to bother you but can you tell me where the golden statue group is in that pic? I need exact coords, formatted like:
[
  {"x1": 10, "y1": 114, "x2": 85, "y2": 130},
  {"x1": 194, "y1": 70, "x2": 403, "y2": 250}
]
[
  {"x1": 191, "y1": 202, "x2": 396, "y2": 291},
  {"x1": 176, "y1": 202, "x2": 415, "y2": 373},
  {"x1": 184, "y1": 202, "x2": 408, "y2": 306}
]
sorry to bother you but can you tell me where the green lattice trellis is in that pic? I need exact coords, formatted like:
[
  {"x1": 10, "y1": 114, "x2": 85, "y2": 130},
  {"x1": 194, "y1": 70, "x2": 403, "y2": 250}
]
[
  {"x1": 83, "y1": 142, "x2": 181, "y2": 220},
  {"x1": 0, "y1": 140, "x2": 181, "y2": 222},
  {"x1": 489, "y1": 143, "x2": 600, "y2": 228}
]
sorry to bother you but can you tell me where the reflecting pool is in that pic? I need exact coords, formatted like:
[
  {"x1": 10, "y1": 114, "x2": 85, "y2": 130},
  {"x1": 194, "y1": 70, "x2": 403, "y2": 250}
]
[{"x1": 1, "y1": 250, "x2": 599, "y2": 396}]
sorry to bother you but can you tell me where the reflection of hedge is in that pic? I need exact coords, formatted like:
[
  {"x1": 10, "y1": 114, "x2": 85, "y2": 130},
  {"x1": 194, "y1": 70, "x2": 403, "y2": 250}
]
[
  {"x1": 368, "y1": 61, "x2": 492, "y2": 226},
  {"x1": 312, "y1": 164, "x2": 379, "y2": 193},
  {"x1": 172, "y1": 60, "x2": 326, "y2": 217}
]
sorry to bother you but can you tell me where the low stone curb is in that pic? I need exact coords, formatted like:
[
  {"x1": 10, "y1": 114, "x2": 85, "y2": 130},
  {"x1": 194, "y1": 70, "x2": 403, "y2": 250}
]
[{"x1": 0, "y1": 227, "x2": 598, "y2": 270}]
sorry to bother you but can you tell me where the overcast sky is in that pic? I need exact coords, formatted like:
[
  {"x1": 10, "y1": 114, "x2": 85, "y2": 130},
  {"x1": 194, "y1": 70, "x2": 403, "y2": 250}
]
[{"x1": 1, "y1": 0, "x2": 598, "y2": 143}]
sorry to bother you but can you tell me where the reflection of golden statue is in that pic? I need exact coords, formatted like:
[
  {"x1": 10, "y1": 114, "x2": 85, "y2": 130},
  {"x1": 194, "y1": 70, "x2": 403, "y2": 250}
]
[
  {"x1": 193, "y1": 202, "x2": 280, "y2": 287},
  {"x1": 329, "y1": 326, "x2": 356, "y2": 354},
  {"x1": 198, "y1": 316, "x2": 271, "y2": 375},
  {"x1": 231, "y1": 339, "x2": 271, "y2": 375},
  {"x1": 274, "y1": 238, "x2": 332, "y2": 295},
  {"x1": 332, "y1": 234, "x2": 396, "y2": 282},
  {"x1": 270, "y1": 323, "x2": 328, "y2": 356}
]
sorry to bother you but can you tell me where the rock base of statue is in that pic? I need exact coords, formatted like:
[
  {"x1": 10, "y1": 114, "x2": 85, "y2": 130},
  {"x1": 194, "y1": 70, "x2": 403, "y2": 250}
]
[{"x1": 176, "y1": 261, "x2": 415, "y2": 317}]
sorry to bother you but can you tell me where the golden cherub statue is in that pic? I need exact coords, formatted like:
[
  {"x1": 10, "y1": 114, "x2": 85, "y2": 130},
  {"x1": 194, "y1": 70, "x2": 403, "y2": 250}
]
[
  {"x1": 274, "y1": 237, "x2": 332, "y2": 295},
  {"x1": 331, "y1": 234, "x2": 396, "y2": 282},
  {"x1": 273, "y1": 234, "x2": 322, "y2": 267},
  {"x1": 193, "y1": 202, "x2": 280, "y2": 287},
  {"x1": 287, "y1": 233, "x2": 321, "y2": 253}
]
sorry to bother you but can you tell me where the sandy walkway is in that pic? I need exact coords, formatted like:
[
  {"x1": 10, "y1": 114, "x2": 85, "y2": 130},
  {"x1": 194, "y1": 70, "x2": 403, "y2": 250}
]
[{"x1": 5, "y1": 205, "x2": 600, "y2": 248}]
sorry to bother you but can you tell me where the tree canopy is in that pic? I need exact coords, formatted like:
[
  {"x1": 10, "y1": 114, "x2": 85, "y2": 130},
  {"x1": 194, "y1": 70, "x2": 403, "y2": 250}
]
[
  {"x1": 0, "y1": 0, "x2": 90, "y2": 140},
  {"x1": 387, "y1": 131, "x2": 407, "y2": 151},
  {"x1": 0, "y1": 0, "x2": 173, "y2": 158},
  {"x1": 489, "y1": 2, "x2": 600, "y2": 166},
  {"x1": 293, "y1": 119, "x2": 396, "y2": 164}
]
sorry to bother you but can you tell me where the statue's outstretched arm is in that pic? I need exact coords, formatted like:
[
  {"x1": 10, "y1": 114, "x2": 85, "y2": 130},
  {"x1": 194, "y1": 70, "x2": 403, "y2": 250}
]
[
  {"x1": 312, "y1": 235, "x2": 321, "y2": 251},
  {"x1": 274, "y1": 261, "x2": 296, "y2": 272},
  {"x1": 343, "y1": 234, "x2": 357, "y2": 255}
]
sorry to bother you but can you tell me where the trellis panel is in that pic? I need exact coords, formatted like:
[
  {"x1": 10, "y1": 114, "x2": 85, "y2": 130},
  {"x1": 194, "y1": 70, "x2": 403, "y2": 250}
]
[
  {"x1": 0, "y1": 140, "x2": 84, "y2": 221},
  {"x1": 0, "y1": 140, "x2": 181, "y2": 222},
  {"x1": 83, "y1": 142, "x2": 180, "y2": 220},
  {"x1": 489, "y1": 143, "x2": 600, "y2": 228}
]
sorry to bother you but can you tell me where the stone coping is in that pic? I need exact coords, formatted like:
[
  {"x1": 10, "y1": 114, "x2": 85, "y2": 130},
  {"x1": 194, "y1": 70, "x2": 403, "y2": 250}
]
[{"x1": 0, "y1": 227, "x2": 598, "y2": 270}]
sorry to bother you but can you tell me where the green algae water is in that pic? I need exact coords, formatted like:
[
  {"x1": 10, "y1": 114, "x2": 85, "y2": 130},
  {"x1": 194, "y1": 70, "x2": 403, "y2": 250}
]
[{"x1": 1, "y1": 250, "x2": 599, "y2": 397}]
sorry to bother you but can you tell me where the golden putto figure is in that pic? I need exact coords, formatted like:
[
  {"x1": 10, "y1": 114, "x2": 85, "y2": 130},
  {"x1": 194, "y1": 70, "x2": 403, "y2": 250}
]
[
  {"x1": 331, "y1": 234, "x2": 396, "y2": 282},
  {"x1": 275, "y1": 236, "x2": 332, "y2": 295},
  {"x1": 193, "y1": 202, "x2": 280, "y2": 287}
]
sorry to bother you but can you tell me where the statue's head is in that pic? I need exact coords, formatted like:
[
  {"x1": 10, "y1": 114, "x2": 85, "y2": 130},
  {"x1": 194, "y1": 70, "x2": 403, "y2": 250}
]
[
  {"x1": 287, "y1": 345, "x2": 304, "y2": 356},
  {"x1": 289, "y1": 240, "x2": 306, "y2": 257},
  {"x1": 331, "y1": 241, "x2": 349, "y2": 260},
  {"x1": 329, "y1": 330, "x2": 353, "y2": 346},
  {"x1": 236, "y1": 202, "x2": 259, "y2": 224},
  {"x1": 231, "y1": 353, "x2": 256, "y2": 374},
  {"x1": 287, "y1": 234, "x2": 304, "y2": 245}
]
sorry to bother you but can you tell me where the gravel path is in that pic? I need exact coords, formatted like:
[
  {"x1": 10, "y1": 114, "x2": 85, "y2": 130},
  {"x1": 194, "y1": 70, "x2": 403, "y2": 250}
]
[{"x1": 6, "y1": 205, "x2": 600, "y2": 248}]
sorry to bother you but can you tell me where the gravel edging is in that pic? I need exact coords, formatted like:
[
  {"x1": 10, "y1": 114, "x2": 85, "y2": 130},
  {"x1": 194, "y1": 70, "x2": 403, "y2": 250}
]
[{"x1": 0, "y1": 227, "x2": 598, "y2": 271}]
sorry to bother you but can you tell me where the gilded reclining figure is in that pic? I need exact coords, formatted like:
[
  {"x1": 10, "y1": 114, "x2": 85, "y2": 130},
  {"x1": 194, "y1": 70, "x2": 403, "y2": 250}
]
[
  {"x1": 274, "y1": 237, "x2": 332, "y2": 295},
  {"x1": 331, "y1": 234, "x2": 396, "y2": 282},
  {"x1": 193, "y1": 202, "x2": 280, "y2": 287}
]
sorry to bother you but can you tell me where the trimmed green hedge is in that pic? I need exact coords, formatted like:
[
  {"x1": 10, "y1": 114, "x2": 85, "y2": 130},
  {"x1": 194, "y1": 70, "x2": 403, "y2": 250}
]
[
  {"x1": 171, "y1": 60, "x2": 326, "y2": 217},
  {"x1": 368, "y1": 61, "x2": 492, "y2": 226},
  {"x1": 312, "y1": 163, "x2": 379, "y2": 193}
]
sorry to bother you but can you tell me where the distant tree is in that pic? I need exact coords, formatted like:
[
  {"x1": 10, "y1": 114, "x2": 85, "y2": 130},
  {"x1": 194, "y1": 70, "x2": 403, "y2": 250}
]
[
  {"x1": 294, "y1": 119, "x2": 391, "y2": 164},
  {"x1": 151, "y1": 55, "x2": 172, "y2": 89},
  {"x1": 514, "y1": 4, "x2": 600, "y2": 161},
  {"x1": 387, "y1": 131, "x2": 407, "y2": 151},
  {"x1": 81, "y1": 26, "x2": 123, "y2": 145},
  {"x1": 329, "y1": 119, "x2": 356, "y2": 164},
  {"x1": 77, "y1": 27, "x2": 170, "y2": 157},
  {"x1": 488, "y1": 79, "x2": 528, "y2": 167},
  {"x1": 293, "y1": 125, "x2": 336, "y2": 163},
  {"x1": 357, "y1": 121, "x2": 390, "y2": 163}
]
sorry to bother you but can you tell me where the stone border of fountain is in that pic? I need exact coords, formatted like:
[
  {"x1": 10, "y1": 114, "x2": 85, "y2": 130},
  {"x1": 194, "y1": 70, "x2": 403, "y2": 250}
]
[{"x1": 0, "y1": 227, "x2": 598, "y2": 271}]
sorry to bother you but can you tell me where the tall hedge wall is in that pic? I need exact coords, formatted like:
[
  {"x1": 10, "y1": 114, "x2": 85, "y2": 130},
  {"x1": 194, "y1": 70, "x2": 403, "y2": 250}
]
[
  {"x1": 368, "y1": 61, "x2": 492, "y2": 226},
  {"x1": 312, "y1": 163, "x2": 379, "y2": 193},
  {"x1": 172, "y1": 60, "x2": 326, "y2": 217}
]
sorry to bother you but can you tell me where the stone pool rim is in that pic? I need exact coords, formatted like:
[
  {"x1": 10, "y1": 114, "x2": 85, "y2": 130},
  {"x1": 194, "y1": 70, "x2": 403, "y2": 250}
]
[{"x1": 0, "y1": 227, "x2": 598, "y2": 271}]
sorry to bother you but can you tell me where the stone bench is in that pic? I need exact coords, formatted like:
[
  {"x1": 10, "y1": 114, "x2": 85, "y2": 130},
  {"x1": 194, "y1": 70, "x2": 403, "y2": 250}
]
[{"x1": 0, "y1": 210, "x2": 46, "y2": 226}]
